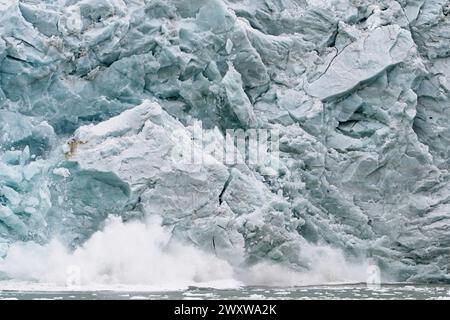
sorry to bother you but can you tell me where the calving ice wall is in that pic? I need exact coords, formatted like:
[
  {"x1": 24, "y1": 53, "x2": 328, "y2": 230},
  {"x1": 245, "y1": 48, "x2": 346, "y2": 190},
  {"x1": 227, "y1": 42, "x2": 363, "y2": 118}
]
[{"x1": 0, "y1": 0, "x2": 449, "y2": 284}]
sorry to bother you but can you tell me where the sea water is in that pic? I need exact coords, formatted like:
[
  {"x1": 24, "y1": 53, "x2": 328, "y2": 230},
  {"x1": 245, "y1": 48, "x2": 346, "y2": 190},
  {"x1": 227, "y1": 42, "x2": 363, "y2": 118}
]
[{"x1": 1, "y1": 285, "x2": 449, "y2": 300}]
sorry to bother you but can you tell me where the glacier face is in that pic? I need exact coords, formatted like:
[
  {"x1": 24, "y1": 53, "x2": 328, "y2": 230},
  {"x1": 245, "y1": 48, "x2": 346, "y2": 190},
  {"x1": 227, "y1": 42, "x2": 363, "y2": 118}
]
[{"x1": 0, "y1": 0, "x2": 449, "y2": 283}]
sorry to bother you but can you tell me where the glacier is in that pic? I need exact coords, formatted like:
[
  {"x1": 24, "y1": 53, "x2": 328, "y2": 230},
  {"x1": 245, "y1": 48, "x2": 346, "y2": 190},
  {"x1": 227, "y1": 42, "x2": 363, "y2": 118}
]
[{"x1": 0, "y1": 0, "x2": 449, "y2": 284}]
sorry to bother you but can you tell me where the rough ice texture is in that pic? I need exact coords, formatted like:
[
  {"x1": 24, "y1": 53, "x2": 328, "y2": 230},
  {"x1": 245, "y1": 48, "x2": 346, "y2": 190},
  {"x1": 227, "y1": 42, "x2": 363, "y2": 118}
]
[{"x1": 0, "y1": 0, "x2": 449, "y2": 282}]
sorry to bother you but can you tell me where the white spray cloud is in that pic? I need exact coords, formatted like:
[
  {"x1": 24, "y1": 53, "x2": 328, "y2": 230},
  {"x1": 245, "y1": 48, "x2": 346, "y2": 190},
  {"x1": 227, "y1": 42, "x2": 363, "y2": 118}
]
[
  {"x1": 0, "y1": 215, "x2": 237, "y2": 290},
  {"x1": 238, "y1": 244, "x2": 369, "y2": 287},
  {"x1": 0, "y1": 215, "x2": 370, "y2": 291}
]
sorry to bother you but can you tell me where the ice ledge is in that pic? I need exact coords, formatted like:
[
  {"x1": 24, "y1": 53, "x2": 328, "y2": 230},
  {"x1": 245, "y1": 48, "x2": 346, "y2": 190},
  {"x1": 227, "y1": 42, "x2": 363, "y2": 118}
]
[{"x1": 305, "y1": 25, "x2": 415, "y2": 101}]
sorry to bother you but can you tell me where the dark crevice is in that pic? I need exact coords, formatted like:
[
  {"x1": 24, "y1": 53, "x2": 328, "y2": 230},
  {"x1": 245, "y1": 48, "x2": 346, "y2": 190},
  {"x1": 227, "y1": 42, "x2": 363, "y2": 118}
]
[
  {"x1": 212, "y1": 236, "x2": 217, "y2": 256},
  {"x1": 5, "y1": 55, "x2": 32, "y2": 65},
  {"x1": 218, "y1": 171, "x2": 233, "y2": 205}
]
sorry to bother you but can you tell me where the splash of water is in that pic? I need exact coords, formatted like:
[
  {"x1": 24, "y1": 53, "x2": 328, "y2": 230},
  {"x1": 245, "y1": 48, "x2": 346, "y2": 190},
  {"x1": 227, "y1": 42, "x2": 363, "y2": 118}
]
[{"x1": 0, "y1": 215, "x2": 370, "y2": 291}]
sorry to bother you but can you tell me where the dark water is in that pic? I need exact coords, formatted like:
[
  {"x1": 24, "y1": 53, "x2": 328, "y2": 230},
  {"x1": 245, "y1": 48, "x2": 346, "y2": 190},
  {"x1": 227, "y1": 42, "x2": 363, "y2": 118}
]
[{"x1": 1, "y1": 284, "x2": 449, "y2": 300}]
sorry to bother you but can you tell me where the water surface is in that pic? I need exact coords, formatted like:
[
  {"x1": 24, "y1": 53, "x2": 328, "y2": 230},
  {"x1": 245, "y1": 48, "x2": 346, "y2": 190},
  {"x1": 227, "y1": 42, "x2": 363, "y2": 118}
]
[{"x1": 1, "y1": 284, "x2": 449, "y2": 300}]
